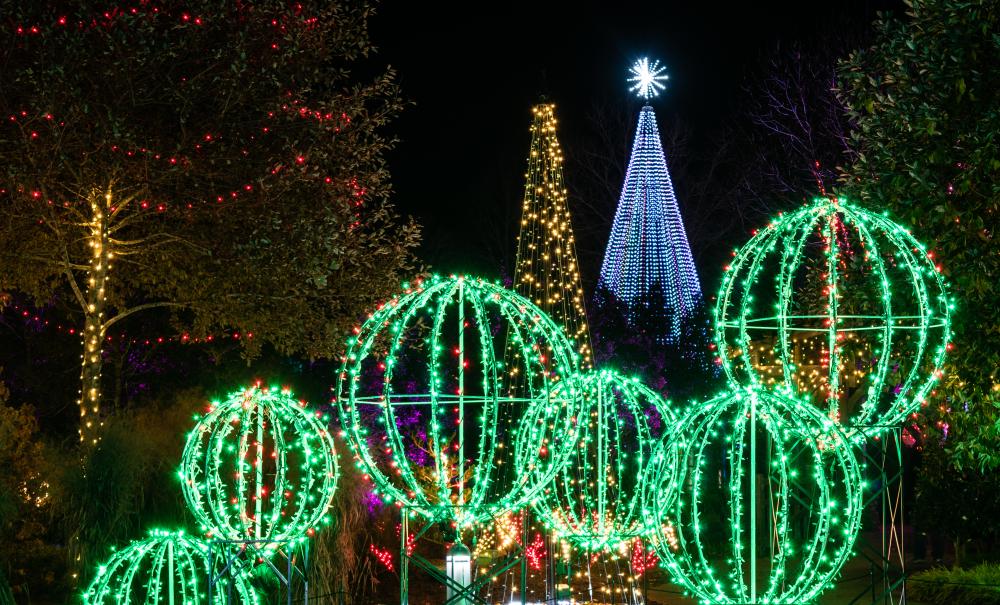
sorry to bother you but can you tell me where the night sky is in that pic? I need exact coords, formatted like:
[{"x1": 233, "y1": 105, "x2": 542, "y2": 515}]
[{"x1": 371, "y1": 1, "x2": 902, "y2": 288}]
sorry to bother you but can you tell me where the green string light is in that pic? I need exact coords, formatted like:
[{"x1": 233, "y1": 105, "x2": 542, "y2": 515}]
[
  {"x1": 336, "y1": 274, "x2": 581, "y2": 527},
  {"x1": 642, "y1": 387, "x2": 865, "y2": 605},
  {"x1": 82, "y1": 529, "x2": 259, "y2": 605},
  {"x1": 521, "y1": 369, "x2": 674, "y2": 552},
  {"x1": 179, "y1": 385, "x2": 339, "y2": 547},
  {"x1": 714, "y1": 196, "x2": 952, "y2": 433}
]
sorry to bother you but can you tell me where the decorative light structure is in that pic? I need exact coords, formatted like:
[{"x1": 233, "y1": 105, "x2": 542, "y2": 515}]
[
  {"x1": 512, "y1": 103, "x2": 593, "y2": 367},
  {"x1": 627, "y1": 57, "x2": 669, "y2": 100},
  {"x1": 82, "y1": 529, "x2": 258, "y2": 605},
  {"x1": 642, "y1": 387, "x2": 865, "y2": 605},
  {"x1": 521, "y1": 369, "x2": 674, "y2": 551},
  {"x1": 179, "y1": 385, "x2": 339, "y2": 547},
  {"x1": 714, "y1": 196, "x2": 952, "y2": 432},
  {"x1": 336, "y1": 274, "x2": 581, "y2": 527},
  {"x1": 598, "y1": 59, "x2": 701, "y2": 340}
]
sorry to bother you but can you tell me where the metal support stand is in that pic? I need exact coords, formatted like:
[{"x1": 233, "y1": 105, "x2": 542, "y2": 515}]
[
  {"x1": 208, "y1": 538, "x2": 309, "y2": 605},
  {"x1": 846, "y1": 427, "x2": 907, "y2": 605},
  {"x1": 399, "y1": 508, "x2": 529, "y2": 605}
]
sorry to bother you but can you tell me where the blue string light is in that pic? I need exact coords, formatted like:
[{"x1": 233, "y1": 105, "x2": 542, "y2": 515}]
[{"x1": 598, "y1": 82, "x2": 701, "y2": 339}]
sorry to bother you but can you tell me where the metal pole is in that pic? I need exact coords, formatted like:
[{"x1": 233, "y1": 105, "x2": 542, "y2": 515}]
[
  {"x1": 168, "y1": 538, "x2": 175, "y2": 605},
  {"x1": 520, "y1": 511, "x2": 528, "y2": 605},
  {"x1": 401, "y1": 513, "x2": 410, "y2": 605},
  {"x1": 750, "y1": 393, "x2": 757, "y2": 602},
  {"x1": 458, "y1": 280, "x2": 465, "y2": 508}
]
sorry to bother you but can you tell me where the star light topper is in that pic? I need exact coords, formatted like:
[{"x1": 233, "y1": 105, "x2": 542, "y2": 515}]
[{"x1": 628, "y1": 57, "x2": 669, "y2": 100}]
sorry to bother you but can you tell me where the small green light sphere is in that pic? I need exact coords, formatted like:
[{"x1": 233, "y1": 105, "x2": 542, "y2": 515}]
[
  {"x1": 336, "y1": 274, "x2": 581, "y2": 527},
  {"x1": 82, "y1": 529, "x2": 258, "y2": 605},
  {"x1": 715, "y1": 197, "x2": 952, "y2": 433},
  {"x1": 643, "y1": 387, "x2": 864, "y2": 605},
  {"x1": 520, "y1": 369, "x2": 675, "y2": 551},
  {"x1": 179, "y1": 385, "x2": 339, "y2": 546}
]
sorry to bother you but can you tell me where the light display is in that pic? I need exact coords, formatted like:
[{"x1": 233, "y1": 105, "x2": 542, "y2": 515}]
[
  {"x1": 714, "y1": 196, "x2": 952, "y2": 432},
  {"x1": 598, "y1": 64, "x2": 701, "y2": 339},
  {"x1": 627, "y1": 58, "x2": 669, "y2": 100},
  {"x1": 82, "y1": 529, "x2": 258, "y2": 605},
  {"x1": 521, "y1": 369, "x2": 674, "y2": 551},
  {"x1": 336, "y1": 274, "x2": 581, "y2": 527},
  {"x1": 642, "y1": 388, "x2": 865, "y2": 605},
  {"x1": 179, "y1": 385, "x2": 339, "y2": 547},
  {"x1": 512, "y1": 103, "x2": 592, "y2": 367}
]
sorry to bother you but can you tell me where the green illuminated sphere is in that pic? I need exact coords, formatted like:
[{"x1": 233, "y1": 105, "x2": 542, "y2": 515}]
[
  {"x1": 642, "y1": 388, "x2": 864, "y2": 605},
  {"x1": 336, "y1": 274, "x2": 581, "y2": 527},
  {"x1": 520, "y1": 369, "x2": 675, "y2": 551},
  {"x1": 179, "y1": 385, "x2": 339, "y2": 546},
  {"x1": 715, "y1": 197, "x2": 952, "y2": 432},
  {"x1": 82, "y1": 529, "x2": 258, "y2": 605}
]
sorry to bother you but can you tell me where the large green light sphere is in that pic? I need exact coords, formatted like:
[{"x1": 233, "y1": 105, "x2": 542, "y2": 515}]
[
  {"x1": 82, "y1": 529, "x2": 258, "y2": 605},
  {"x1": 179, "y1": 385, "x2": 339, "y2": 546},
  {"x1": 336, "y1": 274, "x2": 581, "y2": 527},
  {"x1": 643, "y1": 388, "x2": 864, "y2": 605},
  {"x1": 714, "y1": 197, "x2": 952, "y2": 433},
  {"x1": 521, "y1": 369, "x2": 675, "y2": 551}
]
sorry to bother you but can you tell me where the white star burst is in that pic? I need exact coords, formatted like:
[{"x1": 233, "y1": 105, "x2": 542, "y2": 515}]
[{"x1": 628, "y1": 58, "x2": 669, "y2": 100}]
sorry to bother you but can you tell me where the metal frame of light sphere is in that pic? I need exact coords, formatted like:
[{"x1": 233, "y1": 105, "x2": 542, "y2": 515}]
[
  {"x1": 336, "y1": 274, "x2": 581, "y2": 528},
  {"x1": 642, "y1": 387, "x2": 865, "y2": 605},
  {"x1": 82, "y1": 529, "x2": 259, "y2": 605},
  {"x1": 714, "y1": 196, "x2": 953, "y2": 433},
  {"x1": 522, "y1": 369, "x2": 675, "y2": 552},
  {"x1": 179, "y1": 385, "x2": 339, "y2": 547}
]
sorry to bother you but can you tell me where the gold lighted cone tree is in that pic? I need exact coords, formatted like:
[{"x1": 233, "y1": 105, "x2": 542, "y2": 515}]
[{"x1": 512, "y1": 103, "x2": 592, "y2": 367}]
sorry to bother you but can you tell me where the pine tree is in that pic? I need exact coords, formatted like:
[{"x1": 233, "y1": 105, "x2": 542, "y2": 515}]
[
  {"x1": 512, "y1": 103, "x2": 592, "y2": 366},
  {"x1": 598, "y1": 63, "x2": 701, "y2": 341}
]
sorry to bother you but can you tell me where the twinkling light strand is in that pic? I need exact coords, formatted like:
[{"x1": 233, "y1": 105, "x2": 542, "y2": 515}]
[
  {"x1": 179, "y1": 385, "x2": 339, "y2": 549},
  {"x1": 512, "y1": 103, "x2": 593, "y2": 367}
]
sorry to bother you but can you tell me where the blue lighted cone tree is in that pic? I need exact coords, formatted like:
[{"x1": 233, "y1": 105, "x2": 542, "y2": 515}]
[
  {"x1": 512, "y1": 103, "x2": 593, "y2": 368},
  {"x1": 598, "y1": 59, "x2": 701, "y2": 341}
]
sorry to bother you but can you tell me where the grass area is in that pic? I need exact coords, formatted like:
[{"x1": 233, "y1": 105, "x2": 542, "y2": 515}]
[{"x1": 907, "y1": 564, "x2": 1000, "y2": 605}]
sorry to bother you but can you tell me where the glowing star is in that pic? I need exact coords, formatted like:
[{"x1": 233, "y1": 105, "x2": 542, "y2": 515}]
[{"x1": 628, "y1": 58, "x2": 669, "y2": 100}]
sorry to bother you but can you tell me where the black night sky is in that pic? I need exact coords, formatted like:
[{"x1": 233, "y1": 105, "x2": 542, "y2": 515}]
[{"x1": 372, "y1": 0, "x2": 903, "y2": 289}]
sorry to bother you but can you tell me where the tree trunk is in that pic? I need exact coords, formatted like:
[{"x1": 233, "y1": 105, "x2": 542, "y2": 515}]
[{"x1": 78, "y1": 189, "x2": 112, "y2": 446}]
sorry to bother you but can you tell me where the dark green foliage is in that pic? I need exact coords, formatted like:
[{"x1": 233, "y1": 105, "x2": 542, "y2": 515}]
[
  {"x1": 837, "y1": 0, "x2": 1000, "y2": 566},
  {"x1": 909, "y1": 564, "x2": 1000, "y2": 605},
  {"x1": 0, "y1": 0, "x2": 420, "y2": 440},
  {"x1": 51, "y1": 389, "x2": 204, "y2": 574},
  {"x1": 590, "y1": 285, "x2": 719, "y2": 404},
  {"x1": 838, "y1": 0, "x2": 1000, "y2": 471}
]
